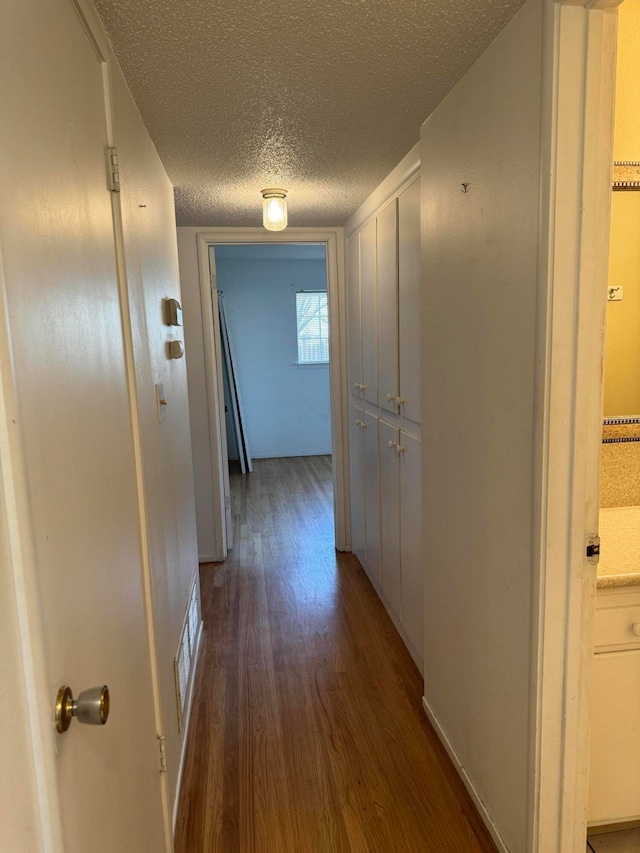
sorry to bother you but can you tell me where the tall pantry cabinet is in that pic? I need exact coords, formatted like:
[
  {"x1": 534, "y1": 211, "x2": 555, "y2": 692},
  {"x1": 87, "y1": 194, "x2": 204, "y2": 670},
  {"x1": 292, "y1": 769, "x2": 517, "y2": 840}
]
[{"x1": 347, "y1": 175, "x2": 423, "y2": 670}]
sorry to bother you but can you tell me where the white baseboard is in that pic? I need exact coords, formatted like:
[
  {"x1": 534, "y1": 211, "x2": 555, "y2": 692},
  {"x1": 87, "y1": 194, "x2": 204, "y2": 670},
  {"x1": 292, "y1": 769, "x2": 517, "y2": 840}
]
[
  {"x1": 421, "y1": 696, "x2": 510, "y2": 853},
  {"x1": 172, "y1": 618, "x2": 204, "y2": 833},
  {"x1": 357, "y1": 558, "x2": 423, "y2": 674},
  {"x1": 198, "y1": 553, "x2": 220, "y2": 563}
]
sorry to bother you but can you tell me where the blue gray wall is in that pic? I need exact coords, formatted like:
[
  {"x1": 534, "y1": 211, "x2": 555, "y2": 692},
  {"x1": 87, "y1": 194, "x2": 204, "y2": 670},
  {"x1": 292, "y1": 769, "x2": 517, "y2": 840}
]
[{"x1": 214, "y1": 245, "x2": 332, "y2": 459}]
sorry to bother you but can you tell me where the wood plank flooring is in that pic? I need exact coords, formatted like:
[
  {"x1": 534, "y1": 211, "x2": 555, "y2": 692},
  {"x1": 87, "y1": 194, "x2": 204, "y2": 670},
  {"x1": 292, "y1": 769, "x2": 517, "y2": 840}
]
[{"x1": 174, "y1": 456, "x2": 497, "y2": 853}]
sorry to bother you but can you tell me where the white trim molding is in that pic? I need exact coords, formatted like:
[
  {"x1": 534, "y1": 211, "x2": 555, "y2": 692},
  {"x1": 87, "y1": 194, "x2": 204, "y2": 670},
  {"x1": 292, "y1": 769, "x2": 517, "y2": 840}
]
[
  {"x1": 530, "y1": 2, "x2": 618, "y2": 852},
  {"x1": 345, "y1": 143, "x2": 420, "y2": 238},
  {"x1": 422, "y1": 697, "x2": 509, "y2": 853},
  {"x1": 194, "y1": 227, "x2": 348, "y2": 558}
]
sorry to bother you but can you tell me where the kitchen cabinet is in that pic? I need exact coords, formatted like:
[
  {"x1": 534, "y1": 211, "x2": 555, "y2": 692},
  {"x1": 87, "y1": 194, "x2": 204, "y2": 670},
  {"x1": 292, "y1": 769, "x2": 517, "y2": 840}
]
[{"x1": 588, "y1": 587, "x2": 640, "y2": 827}]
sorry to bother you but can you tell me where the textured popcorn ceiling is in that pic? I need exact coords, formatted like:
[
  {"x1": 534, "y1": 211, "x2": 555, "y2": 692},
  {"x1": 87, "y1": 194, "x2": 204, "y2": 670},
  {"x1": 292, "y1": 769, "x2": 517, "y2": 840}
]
[{"x1": 95, "y1": 0, "x2": 525, "y2": 227}]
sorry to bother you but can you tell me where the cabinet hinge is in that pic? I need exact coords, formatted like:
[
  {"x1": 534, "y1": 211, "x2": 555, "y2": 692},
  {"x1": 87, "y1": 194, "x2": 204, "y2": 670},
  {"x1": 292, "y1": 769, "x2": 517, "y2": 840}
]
[
  {"x1": 107, "y1": 146, "x2": 120, "y2": 193},
  {"x1": 157, "y1": 734, "x2": 167, "y2": 773},
  {"x1": 586, "y1": 536, "x2": 601, "y2": 564}
]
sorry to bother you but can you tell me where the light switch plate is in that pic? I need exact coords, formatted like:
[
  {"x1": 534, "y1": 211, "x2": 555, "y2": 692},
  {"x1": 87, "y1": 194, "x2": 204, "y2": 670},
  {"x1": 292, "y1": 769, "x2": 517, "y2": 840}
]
[
  {"x1": 155, "y1": 382, "x2": 167, "y2": 422},
  {"x1": 608, "y1": 285, "x2": 623, "y2": 301}
]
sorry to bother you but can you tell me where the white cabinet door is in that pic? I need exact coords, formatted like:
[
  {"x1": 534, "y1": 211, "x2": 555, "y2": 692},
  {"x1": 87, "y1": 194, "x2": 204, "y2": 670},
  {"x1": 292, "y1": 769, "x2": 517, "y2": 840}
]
[
  {"x1": 363, "y1": 411, "x2": 381, "y2": 586},
  {"x1": 360, "y1": 219, "x2": 378, "y2": 406},
  {"x1": 588, "y1": 649, "x2": 640, "y2": 824},
  {"x1": 377, "y1": 199, "x2": 399, "y2": 415},
  {"x1": 379, "y1": 420, "x2": 402, "y2": 622},
  {"x1": 349, "y1": 404, "x2": 366, "y2": 567},
  {"x1": 398, "y1": 179, "x2": 421, "y2": 425},
  {"x1": 347, "y1": 234, "x2": 363, "y2": 396},
  {"x1": 400, "y1": 431, "x2": 423, "y2": 665}
]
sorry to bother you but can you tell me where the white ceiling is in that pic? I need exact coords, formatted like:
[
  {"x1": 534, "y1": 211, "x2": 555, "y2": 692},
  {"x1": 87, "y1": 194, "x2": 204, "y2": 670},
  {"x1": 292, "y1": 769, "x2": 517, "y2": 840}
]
[{"x1": 94, "y1": 0, "x2": 525, "y2": 228}]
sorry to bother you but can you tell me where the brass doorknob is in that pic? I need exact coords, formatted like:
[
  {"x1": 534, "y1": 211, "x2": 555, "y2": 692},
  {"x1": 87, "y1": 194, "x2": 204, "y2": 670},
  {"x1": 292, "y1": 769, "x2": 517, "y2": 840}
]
[{"x1": 56, "y1": 684, "x2": 110, "y2": 733}]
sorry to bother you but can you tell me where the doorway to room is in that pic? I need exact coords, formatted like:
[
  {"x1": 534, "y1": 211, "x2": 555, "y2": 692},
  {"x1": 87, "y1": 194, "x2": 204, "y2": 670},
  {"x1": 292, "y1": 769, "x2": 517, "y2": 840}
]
[
  {"x1": 193, "y1": 228, "x2": 348, "y2": 562},
  {"x1": 211, "y1": 243, "x2": 332, "y2": 481}
]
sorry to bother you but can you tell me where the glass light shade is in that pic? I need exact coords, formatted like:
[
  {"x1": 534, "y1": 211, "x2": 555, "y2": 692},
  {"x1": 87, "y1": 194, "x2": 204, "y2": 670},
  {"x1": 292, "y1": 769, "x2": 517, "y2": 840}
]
[{"x1": 261, "y1": 189, "x2": 287, "y2": 231}]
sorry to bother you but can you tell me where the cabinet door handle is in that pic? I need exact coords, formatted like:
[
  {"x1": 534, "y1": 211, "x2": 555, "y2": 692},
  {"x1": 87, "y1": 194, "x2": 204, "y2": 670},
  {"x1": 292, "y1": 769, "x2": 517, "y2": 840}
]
[
  {"x1": 387, "y1": 393, "x2": 396, "y2": 402},
  {"x1": 397, "y1": 445, "x2": 406, "y2": 454},
  {"x1": 631, "y1": 623, "x2": 640, "y2": 637},
  {"x1": 388, "y1": 440, "x2": 397, "y2": 449}
]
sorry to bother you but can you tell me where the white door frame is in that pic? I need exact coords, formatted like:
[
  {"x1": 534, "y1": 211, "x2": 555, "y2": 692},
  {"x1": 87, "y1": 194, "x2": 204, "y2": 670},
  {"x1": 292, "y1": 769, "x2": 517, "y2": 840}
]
[
  {"x1": 195, "y1": 227, "x2": 348, "y2": 559},
  {"x1": 534, "y1": 2, "x2": 620, "y2": 850}
]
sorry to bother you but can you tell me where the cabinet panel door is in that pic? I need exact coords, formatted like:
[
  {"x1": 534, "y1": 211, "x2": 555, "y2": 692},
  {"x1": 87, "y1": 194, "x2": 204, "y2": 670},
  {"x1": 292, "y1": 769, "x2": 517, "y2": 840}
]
[
  {"x1": 363, "y1": 411, "x2": 381, "y2": 586},
  {"x1": 398, "y1": 179, "x2": 421, "y2": 425},
  {"x1": 379, "y1": 420, "x2": 401, "y2": 621},
  {"x1": 360, "y1": 219, "x2": 378, "y2": 406},
  {"x1": 400, "y1": 431, "x2": 423, "y2": 667},
  {"x1": 349, "y1": 404, "x2": 366, "y2": 567},
  {"x1": 347, "y1": 234, "x2": 363, "y2": 396},
  {"x1": 377, "y1": 199, "x2": 399, "y2": 415},
  {"x1": 588, "y1": 649, "x2": 640, "y2": 824}
]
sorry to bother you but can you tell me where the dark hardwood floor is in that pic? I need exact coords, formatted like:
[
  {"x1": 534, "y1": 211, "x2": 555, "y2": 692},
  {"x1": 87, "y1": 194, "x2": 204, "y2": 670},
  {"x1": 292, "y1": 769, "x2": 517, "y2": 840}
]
[{"x1": 174, "y1": 455, "x2": 497, "y2": 852}]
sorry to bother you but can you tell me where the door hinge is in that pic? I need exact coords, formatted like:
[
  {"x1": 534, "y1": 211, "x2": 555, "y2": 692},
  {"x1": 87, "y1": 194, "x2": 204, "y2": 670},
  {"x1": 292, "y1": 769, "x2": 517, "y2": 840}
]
[
  {"x1": 157, "y1": 734, "x2": 167, "y2": 773},
  {"x1": 586, "y1": 536, "x2": 601, "y2": 564},
  {"x1": 107, "y1": 146, "x2": 120, "y2": 193}
]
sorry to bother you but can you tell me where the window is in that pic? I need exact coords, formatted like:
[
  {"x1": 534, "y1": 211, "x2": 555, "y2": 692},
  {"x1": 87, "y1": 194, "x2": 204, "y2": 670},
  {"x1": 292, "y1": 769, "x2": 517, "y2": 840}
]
[{"x1": 296, "y1": 291, "x2": 329, "y2": 364}]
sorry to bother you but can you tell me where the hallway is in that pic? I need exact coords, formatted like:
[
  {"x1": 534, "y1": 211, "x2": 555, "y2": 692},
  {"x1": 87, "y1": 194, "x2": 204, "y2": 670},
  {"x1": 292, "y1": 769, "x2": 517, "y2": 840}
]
[{"x1": 174, "y1": 456, "x2": 497, "y2": 852}]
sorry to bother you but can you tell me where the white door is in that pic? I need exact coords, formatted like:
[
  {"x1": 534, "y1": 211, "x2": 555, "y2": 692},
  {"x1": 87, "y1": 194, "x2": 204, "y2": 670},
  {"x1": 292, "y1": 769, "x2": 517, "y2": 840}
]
[
  {"x1": 0, "y1": 0, "x2": 167, "y2": 849},
  {"x1": 398, "y1": 179, "x2": 421, "y2": 425},
  {"x1": 349, "y1": 404, "x2": 366, "y2": 566},
  {"x1": 399, "y1": 431, "x2": 423, "y2": 664},
  {"x1": 360, "y1": 219, "x2": 378, "y2": 406},
  {"x1": 588, "y1": 649, "x2": 640, "y2": 824},
  {"x1": 347, "y1": 234, "x2": 363, "y2": 394},
  {"x1": 363, "y1": 411, "x2": 382, "y2": 586},
  {"x1": 378, "y1": 420, "x2": 402, "y2": 621},
  {"x1": 377, "y1": 199, "x2": 399, "y2": 416}
]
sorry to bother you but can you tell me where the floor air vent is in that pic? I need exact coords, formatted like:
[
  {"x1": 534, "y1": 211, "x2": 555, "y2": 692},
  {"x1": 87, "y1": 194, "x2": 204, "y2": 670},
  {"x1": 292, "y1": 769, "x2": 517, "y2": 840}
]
[{"x1": 174, "y1": 580, "x2": 201, "y2": 731}]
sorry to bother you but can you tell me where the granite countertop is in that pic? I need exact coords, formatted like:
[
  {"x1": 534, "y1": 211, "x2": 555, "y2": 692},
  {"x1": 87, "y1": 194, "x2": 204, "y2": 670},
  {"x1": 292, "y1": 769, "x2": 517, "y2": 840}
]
[{"x1": 597, "y1": 506, "x2": 640, "y2": 589}]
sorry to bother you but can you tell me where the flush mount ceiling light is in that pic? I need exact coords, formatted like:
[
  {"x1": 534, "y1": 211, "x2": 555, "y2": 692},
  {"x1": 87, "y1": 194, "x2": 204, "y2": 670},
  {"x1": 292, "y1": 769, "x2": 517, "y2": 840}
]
[{"x1": 261, "y1": 188, "x2": 288, "y2": 231}]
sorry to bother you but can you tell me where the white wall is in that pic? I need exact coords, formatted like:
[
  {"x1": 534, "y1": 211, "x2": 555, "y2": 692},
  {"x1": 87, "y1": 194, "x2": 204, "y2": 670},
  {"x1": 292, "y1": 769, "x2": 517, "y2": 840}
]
[
  {"x1": 215, "y1": 250, "x2": 331, "y2": 459},
  {"x1": 420, "y1": 1, "x2": 542, "y2": 851}
]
